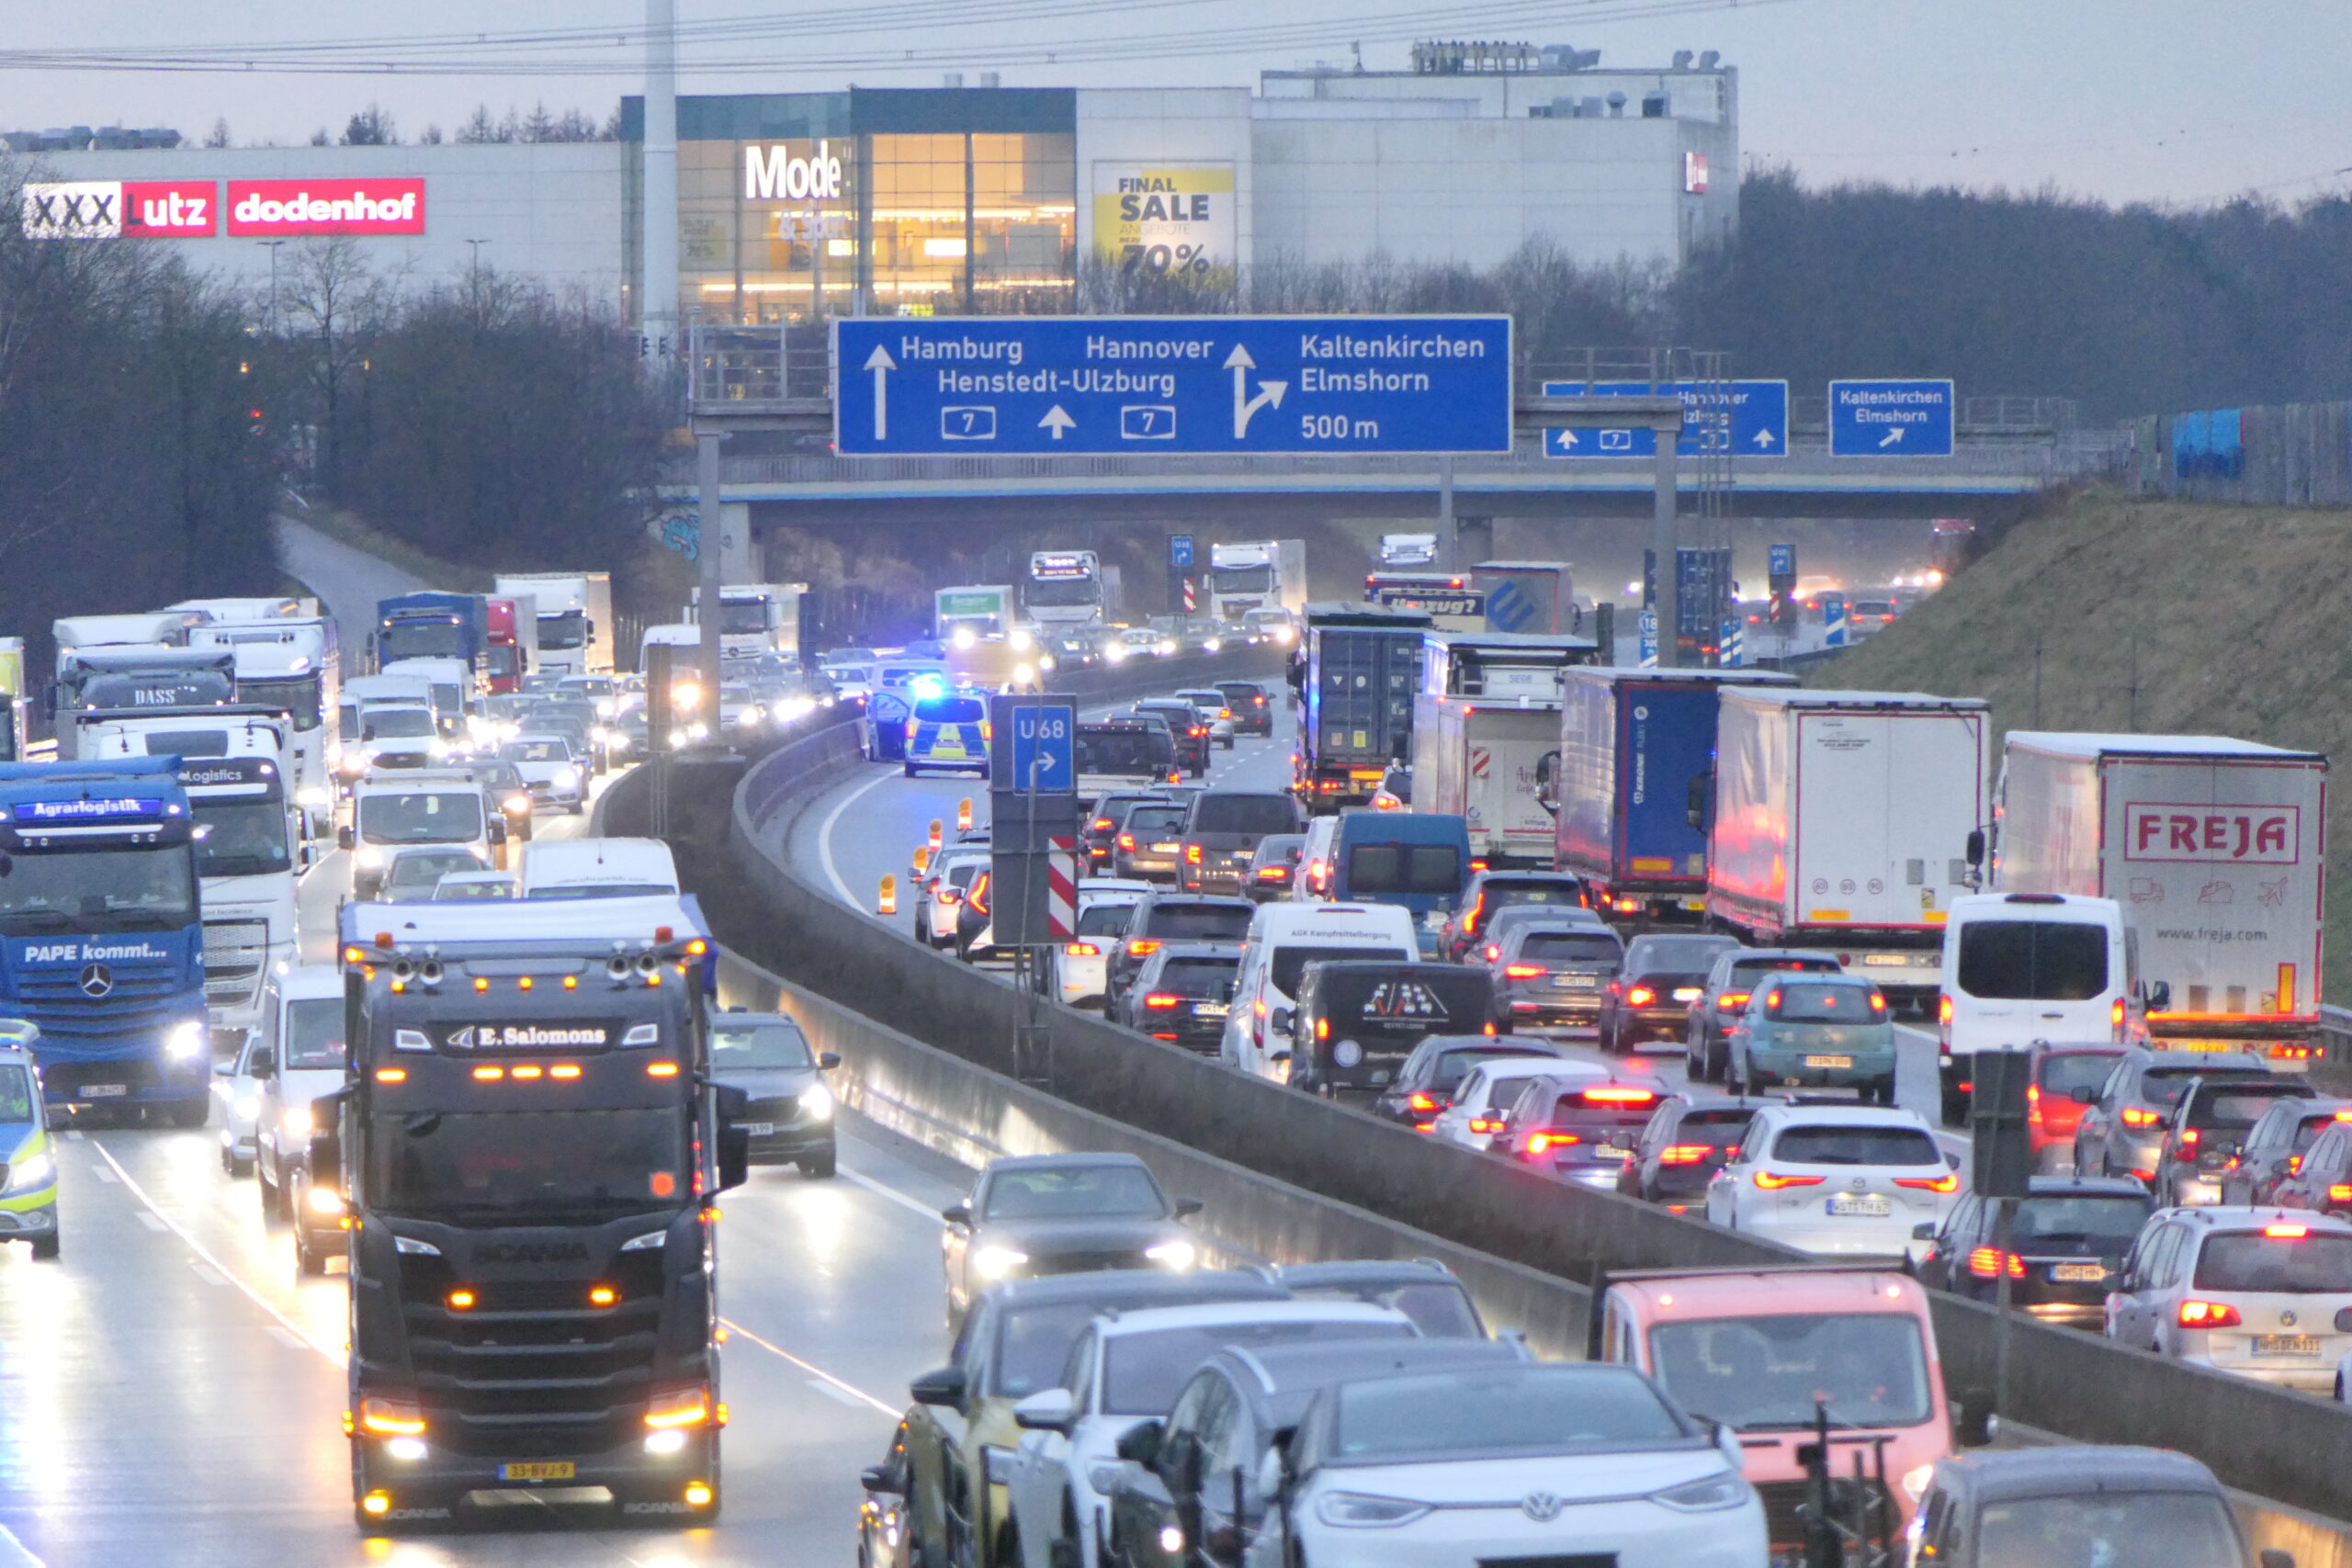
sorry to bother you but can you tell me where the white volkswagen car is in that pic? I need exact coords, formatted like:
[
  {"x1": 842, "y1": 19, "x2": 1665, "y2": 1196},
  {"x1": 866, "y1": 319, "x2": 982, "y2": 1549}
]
[
  {"x1": 1703, "y1": 1103, "x2": 1960, "y2": 1261},
  {"x1": 1045, "y1": 879, "x2": 1155, "y2": 1009},
  {"x1": 1004, "y1": 1301, "x2": 1414, "y2": 1568},
  {"x1": 2102, "y1": 1205, "x2": 2352, "y2": 1393},
  {"x1": 1275, "y1": 1361, "x2": 1765, "y2": 1568}
]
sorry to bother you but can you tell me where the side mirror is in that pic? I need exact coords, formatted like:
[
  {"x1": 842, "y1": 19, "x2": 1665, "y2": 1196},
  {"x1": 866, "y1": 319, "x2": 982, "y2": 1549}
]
[
  {"x1": 1945, "y1": 1151, "x2": 1962, "y2": 1170},
  {"x1": 306, "y1": 1100, "x2": 344, "y2": 1188},
  {"x1": 1012, "y1": 1388, "x2": 1079, "y2": 1434},
  {"x1": 337, "y1": 826, "x2": 355, "y2": 851},
  {"x1": 1685, "y1": 772, "x2": 1714, "y2": 834},
  {"x1": 910, "y1": 1365, "x2": 968, "y2": 1409},
  {"x1": 820, "y1": 1051, "x2": 842, "y2": 1070},
  {"x1": 1952, "y1": 1389, "x2": 1995, "y2": 1448},
  {"x1": 213, "y1": 1058, "x2": 236, "y2": 1077},
  {"x1": 1174, "y1": 1197, "x2": 1204, "y2": 1219},
  {"x1": 860, "y1": 1465, "x2": 902, "y2": 1495},
  {"x1": 1913, "y1": 1222, "x2": 1937, "y2": 1241},
  {"x1": 1964, "y1": 828, "x2": 1985, "y2": 868},
  {"x1": 1114, "y1": 1419, "x2": 1165, "y2": 1467},
  {"x1": 1255, "y1": 1446, "x2": 1286, "y2": 1502},
  {"x1": 942, "y1": 1201, "x2": 974, "y2": 1227},
  {"x1": 2260, "y1": 1551, "x2": 2298, "y2": 1568},
  {"x1": 714, "y1": 1084, "x2": 751, "y2": 1192},
  {"x1": 1270, "y1": 1007, "x2": 1295, "y2": 1035},
  {"x1": 2146, "y1": 980, "x2": 2172, "y2": 1011},
  {"x1": 2073, "y1": 1086, "x2": 2098, "y2": 1105}
]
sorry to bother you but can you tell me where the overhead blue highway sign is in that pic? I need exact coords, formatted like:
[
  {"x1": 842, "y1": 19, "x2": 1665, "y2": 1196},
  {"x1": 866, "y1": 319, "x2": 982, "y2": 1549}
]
[
  {"x1": 835, "y1": 315, "x2": 1512, "y2": 457},
  {"x1": 1829, "y1": 379, "x2": 1954, "y2": 457},
  {"x1": 1542, "y1": 379, "x2": 1787, "y2": 459},
  {"x1": 1002, "y1": 699, "x2": 1076, "y2": 794}
]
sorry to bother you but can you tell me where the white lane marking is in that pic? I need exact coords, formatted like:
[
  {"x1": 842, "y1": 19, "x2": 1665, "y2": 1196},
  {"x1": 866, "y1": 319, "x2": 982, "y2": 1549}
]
[
  {"x1": 816, "y1": 767, "x2": 904, "y2": 907},
  {"x1": 718, "y1": 1315, "x2": 899, "y2": 1416},
  {"x1": 808, "y1": 1378, "x2": 869, "y2": 1408},
  {"x1": 190, "y1": 1263, "x2": 228, "y2": 1287},
  {"x1": 134, "y1": 1210, "x2": 167, "y2": 1232},
  {"x1": 87, "y1": 1139, "x2": 345, "y2": 1365},
  {"x1": 89, "y1": 1162, "x2": 119, "y2": 1183},
  {"x1": 0, "y1": 1520, "x2": 48, "y2": 1568},
  {"x1": 839, "y1": 1164, "x2": 951, "y2": 1222}
]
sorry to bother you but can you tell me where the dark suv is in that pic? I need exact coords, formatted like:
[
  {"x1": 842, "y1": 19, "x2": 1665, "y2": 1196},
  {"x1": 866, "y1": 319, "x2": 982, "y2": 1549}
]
[
  {"x1": 1177, "y1": 790, "x2": 1306, "y2": 896},
  {"x1": 1597, "y1": 933, "x2": 1743, "y2": 1055},
  {"x1": 1441, "y1": 871, "x2": 1589, "y2": 963},
  {"x1": 1083, "y1": 790, "x2": 1170, "y2": 868},
  {"x1": 1684, "y1": 948, "x2": 1842, "y2": 1083},
  {"x1": 1916, "y1": 1177, "x2": 2154, "y2": 1328},
  {"x1": 1104, "y1": 894, "x2": 1258, "y2": 1004},
  {"x1": 1132, "y1": 700, "x2": 1209, "y2": 776},
  {"x1": 1284, "y1": 960, "x2": 1498, "y2": 1097},
  {"x1": 2071, "y1": 1046, "x2": 2274, "y2": 1183},
  {"x1": 1215, "y1": 681, "x2": 1274, "y2": 736},
  {"x1": 1117, "y1": 942, "x2": 1242, "y2": 1052},
  {"x1": 2152, "y1": 1076, "x2": 2317, "y2": 1207}
]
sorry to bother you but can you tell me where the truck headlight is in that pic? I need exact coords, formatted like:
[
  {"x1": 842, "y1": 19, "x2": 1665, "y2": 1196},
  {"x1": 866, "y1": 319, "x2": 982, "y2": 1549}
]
[
  {"x1": 2, "y1": 1149, "x2": 53, "y2": 1194},
  {"x1": 232, "y1": 1096, "x2": 259, "y2": 1121},
  {"x1": 337, "y1": 753, "x2": 368, "y2": 778},
  {"x1": 165, "y1": 1021, "x2": 205, "y2": 1062},
  {"x1": 358, "y1": 1395, "x2": 427, "y2": 1437},
  {"x1": 354, "y1": 844, "x2": 386, "y2": 869}
]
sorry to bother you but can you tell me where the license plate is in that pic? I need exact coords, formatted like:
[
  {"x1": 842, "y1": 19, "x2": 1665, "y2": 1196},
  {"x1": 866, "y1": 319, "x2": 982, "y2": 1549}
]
[
  {"x1": 1599, "y1": 1138, "x2": 1635, "y2": 1156},
  {"x1": 1826, "y1": 1193, "x2": 1892, "y2": 1217},
  {"x1": 499, "y1": 1461, "x2": 576, "y2": 1481},
  {"x1": 2255, "y1": 1335, "x2": 2321, "y2": 1357},
  {"x1": 2163, "y1": 1040, "x2": 2241, "y2": 1054},
  {"x1": 1804, "y1": 1055, "x2": 1853, "y2": 1069},
  {"x1": 1151, "y1": 843, "x2": 1178, "y2": 852},
  {"x1": 1558, "y1": 976, "x2": 1595, "y2": 988},
  {"x1": 2051, "y1": 1262, "x2": 2107, "y2": 1282},
  {"x1": 743, "y1": 1122, "x2": 775, "y2": 1136},
  {"x1": 81, "y1": 1083, "x2": 128, "y2": 1099},
  {"x1": 1195, "y1": 1002, "x2": 1229, "y2": 1018},
  {"x1": 1672, "y1": 987, "x2": 1702, "y2": 1002}
]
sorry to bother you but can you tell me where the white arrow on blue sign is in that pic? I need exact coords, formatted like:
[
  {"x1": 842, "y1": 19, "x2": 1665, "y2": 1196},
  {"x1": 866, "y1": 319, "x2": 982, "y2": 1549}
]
[
  {"x1": 1542, "y1": 379, "x2": 1788, "y2": 460},
  {"x1": 1009, "y1": 703, "x2": 1076, "y2": 793},
  {"x1": 1828, "y1": 379, "x2": 1954, "y2": 457}
]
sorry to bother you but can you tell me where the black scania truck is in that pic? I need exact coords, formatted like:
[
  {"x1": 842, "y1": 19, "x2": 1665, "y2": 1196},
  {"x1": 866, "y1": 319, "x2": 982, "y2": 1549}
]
[{"x1": 329, "y1": 894, "x2": 749, "y2": 1530}]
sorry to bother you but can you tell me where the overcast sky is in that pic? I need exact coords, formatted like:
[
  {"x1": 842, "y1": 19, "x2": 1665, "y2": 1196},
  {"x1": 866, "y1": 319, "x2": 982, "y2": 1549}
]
[{"x1": 5, "y1": 0, "x2": 2346, "y2": 208}]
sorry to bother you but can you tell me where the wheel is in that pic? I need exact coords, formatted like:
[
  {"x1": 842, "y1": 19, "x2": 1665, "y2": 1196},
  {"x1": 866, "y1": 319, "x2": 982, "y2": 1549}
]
[
  {"x1": 298, "y1": 1228, "x2": 328, "y2": 1277},
  {"x1": 800, "y1": 1149, "x2": 838, "y2": 1179},
  {"x1": 1724, "y1": 1054, "x2": 1747, "y2": 1098},
  {"x1": 29, "y1": 1231, "x2": 58, "y2": 1261},
  {"x1": 170, "y1": 1099, "x2": 209, "y2": 1130},
  {"x1": 1875, "y1": 1076, "x2": 1898, "y2": 1106},
  {"x1": 258, "y1": 1166, "x2": 280, "y2": 1220},
  {"x1": 1941, "y1": 1090, "x2": 1970, "y2": 1127},
  {"x1": 221, "y1": 1144, "x2": 252, "y2": 1177},
  {"x1": 903, "y1": 763, "x2": 919, "y2": 778}
]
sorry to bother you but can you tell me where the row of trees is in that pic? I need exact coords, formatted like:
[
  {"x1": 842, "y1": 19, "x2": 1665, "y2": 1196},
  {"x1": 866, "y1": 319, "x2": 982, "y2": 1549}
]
[{"x1": 303, "y1": 102, "x2": 619, "y2": 149}]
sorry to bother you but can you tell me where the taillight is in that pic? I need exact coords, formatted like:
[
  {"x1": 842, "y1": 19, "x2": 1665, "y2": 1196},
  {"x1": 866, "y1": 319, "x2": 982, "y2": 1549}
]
[
  {"x1": 1185, "y1": 844, "x2": 1202, "y2": 863},
  {"x1": 1764, "y1": 989, "x2": 1782, "y2": 1010},
  {"x1": 1626, "y1": 986, "x2": 1656, "y2": 1008},
  {"x1": 1586, "y1": 1086, "x2": 1656, "y2": 1105},
  {"x1": 1485, "y1": 945, "x2": 1501, "y2": 962},
  {"x1": 2120, "y1": 1107, "x2": 2162, "y2": 1128},
  {"x1": 1939, "y1": 995, "x2": 1953, "y2": 1025},
  {"x1": 935, "y1": 887, "x2": 960, "y2": 907},
  {"x1": 2177, "y1": 1300, "x2": 2242, "y2": 1328},
  {"x1": 1462, "y1": 898, "x2": 1486, "y2": 938},
  {"x1": 1118, "y1": 834, "x2": 1136, "y2": 849},
  {"x1": 1091, "y1": 818, "x2": 1114, "y2": 831},
  {"x1": 1469, "y1": 1117, "x2": 1503, "y2": 1134},
  {"x1": 1143, "y1": 994, "x2": 1182, "y2": 1010},
  {"x1": 1754, "y1": 1170, "x2": 1825, "y2": 1190},
  {"x1": 1408, "y1": 1091, "x2": 1442, "y2": 1112},
  {"x1": 1717, "y1": 992, "x2": 1748, "y2": 1010},
  {"x1": 1525, "y1": 1132, "x2": 1578, "y2": 1156},
  {"x1": 2111, "y1": 997, "x2": 2127, "y2": 1035},
  {"x1": 2328, "y1": 1183, "x2": 2352, "y2": 1201},
  {"x1": 1869, "y1": 992, "x2": 1887, "y2": 1012},
  {"x1": 1314, "y1": 1018, "x2": 1329, "y2": 1041},
  {"x1": 1504, "y1": 964, "x2": 1548, "y2": 979},
  {"x1": 1657, "y1": 1145, "x2": 1713, "y2": 1165},
  {"x1": 1894, "y1": 1171, "x2": 1959, "y2": 1193},
  {"x1": 1258, "y1": 867, "x2": 1288, "y2": 880},
  {"x1": 1130, "y1": 940, "x2": 1161, "y2": 956},
  {"x1": 1064, "y1": 942, "x2": 1100, "y2": 957},
  {"x1": 2174, "y1": 1128, "x2": 2200, "y2": 1160},
  {"x1": 905, "y1": 720, "x2": 918, "y2": 739},
  {"x1": 1966, "y1": 1247, "x2": 2025, "y2": 1280}
]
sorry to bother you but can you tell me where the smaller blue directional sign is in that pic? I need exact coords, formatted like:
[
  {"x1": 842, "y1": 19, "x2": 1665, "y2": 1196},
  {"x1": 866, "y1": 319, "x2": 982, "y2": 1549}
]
[
  {"x1": 1170, "y1": 534, "x2": 1194, "y2": 570},
  {"x1": 838, "y1": 315, "x2": 1512, "y2": 457},
  {"x1": 1767, "y1": 542, "x2": 1796, "y2": 581},
  {"x1": 1829, "y1": 378, "x2": 1955, "y2": 457},
  {"x1": 1001, "y1": 699, "x2": 1077, "y2": 794},
  {"x1": 1542, "y1": 380, "x2": 1788, "y2": 459},
  {"x1": 1637, "y1": 609, "x2": 1659, "y2": 669}
]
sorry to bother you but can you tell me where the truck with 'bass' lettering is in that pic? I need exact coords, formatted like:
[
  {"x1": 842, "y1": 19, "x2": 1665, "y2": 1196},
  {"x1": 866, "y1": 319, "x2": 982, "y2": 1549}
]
[
  {"x1": 0, "y1": 758, "x2": 209, "y2": 1122},
  {"x1": 1986, "y1": 732, "x2": 2327, "y2": 1069},
  {"x1": 332, "y1": 896, "x2": 752, "y2": 1530}
]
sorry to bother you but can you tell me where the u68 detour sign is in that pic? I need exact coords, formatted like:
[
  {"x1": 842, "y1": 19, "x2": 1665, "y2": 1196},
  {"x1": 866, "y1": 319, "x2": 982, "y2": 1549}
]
[{"x1": 833, "y1": 315, "x2": 1512, "y2": 457}]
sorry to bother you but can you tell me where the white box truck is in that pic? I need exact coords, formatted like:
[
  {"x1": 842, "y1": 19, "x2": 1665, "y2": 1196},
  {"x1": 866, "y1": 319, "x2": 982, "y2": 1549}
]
[
  {"x1": 691, "y1": 581, "x2": 805, "y2": 661},
  {"x1": 1411, "y1": 697, "x2": 1560, "y2": 866},
  {"x1": 1706, "y1": 688, "x2": 1989, "y2": 1011},
  {"x1": 1987, "y1": 731, "x2": 2326, "y2": 1071},
  {"x1": 1206, "y1": 539, "x2": 1307, "y2": 621},
  {"x1": 492, "y1": 572, "x2": 613, "y2": 677}
]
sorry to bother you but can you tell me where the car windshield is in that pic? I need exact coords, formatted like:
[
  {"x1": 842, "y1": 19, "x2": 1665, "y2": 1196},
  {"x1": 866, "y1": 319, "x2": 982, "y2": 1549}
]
[
  {"x1": 1975, "y1": 1492, "x2": 2243, "y2": 1568},
  {"x1": 2143, "y1": 1069, "x2": 2266, "y2": 1109},
  {"x1": 1648, "y1": 1314, "x2": 1933, "y2": 1430},
  {"x1": 2039, "y1": 1052, "x2": 2121, "y2": 1098},
  {"x1": 1103, "y1": 1320, "x2": 1413, "y2": 1415},
  {"x1": 1159, "y1": 958, "x2": 1238, "y2": 997},
  {"x1": 283, "y1": 997, "x2": 345, "y2": 1069},
  {"x1": 1346, "y1": 842, "x2": 1462, "y2": 897},
  {"x1": 711, "y1": 1021, "x2": 815, "y2": 1070},
  {"x1": 370, "y1": 1107, "x2": 690, "y2": 1222},
  {"x1": 1272, "y1": 944, "x2": 1412, "y2": 996},
  {"x1": 2188, "y1": 1089, "x2": 2310, "y2": 1127},
  {"x1": 1147, "y1": 906, "x2": 1253, "y2": 941},
  {"x1": 1766, "y1": 982, "x2": 1879, "y2": 1022},
  {"x1": 1076, "y1": 902, "x2": 1142, "y2": 936},
  {"x1": 1329, "y1": 1367, "x2": 1685, "y2": 1461},
  {"x1": 1671, "y1": 1109, "x2": 1754, "y2": 1150},
  {"x1": 1190, "y1": 795, "x2": 1301, "y2": 835},
  {"x1": 358, "y1": 792, "x2": 484, "y2": 845},
  {"x1": 364, "y1": 708, "x2": 436, "y2": 740},
  {"x1": 2194, "y1": 1232, "x2": 2352, "y2": 1292},
  {"x1": 504, "y1": 740, "x2": 570, "y2": 762},
  {"x1": 435, "y1": 877, "x2": 513, "y2": 900},
  {"x1": 1958, "y1": 919, "x2": 2108, "y2": 1000},
  {"x1": 1488, "y1": 882, "x2": 1581, "y2": 909},
  {"x1": 1125, "y1": 808, "x2": 1186, "y2": 837},
  {"x1": 1770, "y1": 1124, "x2": 1943, "y2": 1167},
  {"x1": 237, "y1": 674, "x2": 322, "y2": 730},
  {"x1": 0, "y1": 845, "x2": 198, "y2": 935},
  {"x1": 1520, "y1": 931, "x2": 1623, "y2": 964},
  {"x1": 388, "y1": 852, "x2": 480, "y2": 894},
  {"x1": 982, "y1": 1163, "x2": 1166, "y2": 1220},
  {"x1": 0, "y1": 1065, "x2": 34, "y2": 1122},
  {"x1": 1730, "y1": 957, "x2": 1838, "y2": 986},
  {"x1": 1634, "y1": 938, "x2": 1736, "y2": 971},
  {"x1": 192, "y1": 796, "x2": 291, "y2": 879},
  {"x1": 1079, "y1": 728, "x2": 1172, "y2": 775},
  {"x1": 2011, "y1": 1195, "x2": 2152, "y2": 1247},
  {"x1": 1430, "y1": 1047, "x2": 1548, "y2": 1092}
]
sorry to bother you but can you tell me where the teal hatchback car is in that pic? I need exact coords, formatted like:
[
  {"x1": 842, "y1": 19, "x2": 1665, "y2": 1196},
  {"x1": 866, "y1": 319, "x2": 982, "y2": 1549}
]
[
  {"x1": 0, "y1": 1029, "x2": 60, "y2": 1259},
  {"x1": 1725, "y1": 973, "x2": 1897, "y2": 1102}
]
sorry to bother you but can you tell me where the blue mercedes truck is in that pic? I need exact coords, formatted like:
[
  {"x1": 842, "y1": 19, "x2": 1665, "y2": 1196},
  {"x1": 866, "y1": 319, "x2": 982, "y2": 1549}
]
[{"x1": 0, "y1": 758, "x2": 209, "y2": 1123}]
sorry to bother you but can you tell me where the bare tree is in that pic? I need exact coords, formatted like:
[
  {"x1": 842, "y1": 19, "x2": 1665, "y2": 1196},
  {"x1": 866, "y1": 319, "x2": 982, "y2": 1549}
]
[
  {"x1": 276, "y1": 237, "x2": 388, "y2": 493},
  {"x1": 341, "y1": 105, "x2": 397, "y2": 146},
  {"x1": 204, "y1": 118, "x2": 230, "y2": 149}
]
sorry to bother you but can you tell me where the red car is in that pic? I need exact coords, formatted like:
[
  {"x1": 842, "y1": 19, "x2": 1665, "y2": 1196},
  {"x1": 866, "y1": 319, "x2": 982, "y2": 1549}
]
[{"x1": 2026, "y1": 1043, "x2": 2126, "y2": 1172}]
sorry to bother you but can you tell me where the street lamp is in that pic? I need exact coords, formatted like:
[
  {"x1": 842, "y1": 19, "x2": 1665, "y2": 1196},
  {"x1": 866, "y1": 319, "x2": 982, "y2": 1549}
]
[{"x1": 257, "y1": 240, "x2": 286, "y2": 332}]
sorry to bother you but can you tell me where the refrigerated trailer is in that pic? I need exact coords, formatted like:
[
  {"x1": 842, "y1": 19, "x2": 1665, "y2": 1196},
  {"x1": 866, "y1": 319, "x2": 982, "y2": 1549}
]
[
  {"x1": 1705, "y1": 688, "x2": 1989, "y2": 1011},
  {"x1": 1988, "y1": 731, "x2": 2327, "y2": 1070}
]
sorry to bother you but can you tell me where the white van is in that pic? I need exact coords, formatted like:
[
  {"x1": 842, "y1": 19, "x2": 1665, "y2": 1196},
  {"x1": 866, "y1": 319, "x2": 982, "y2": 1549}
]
[
  {"x1": 518, "y1": 837, "x2": 680, "y2": 900},
  {"x1": 1936, "y1": 891, "x2": 2132, "y2": 1123},
  {"x1": 1219, "y1": 902, "x2": 1417, "y2": 1081},
  {"x1": 345, "y1": 770, "x2": 495, "y2": 901}
]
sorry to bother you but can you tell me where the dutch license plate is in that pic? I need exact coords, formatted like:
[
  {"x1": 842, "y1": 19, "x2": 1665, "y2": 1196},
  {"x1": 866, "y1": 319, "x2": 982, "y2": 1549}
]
[
  {"x1": 1196, "y1": 1002, "x2": 1229, "y2": 1018},
  {"x1": 2255, "y1": 1335, "x2": 2321, "y2": 1357},
  {"x1": 743, "y1": 1122, "x2": 775, "y2": 1136},
  {"x1": 1804, "y1": 1055, "x2": 1853, "y2": 1069},
  {"x1": 81, "y1": 1084, "x2": 128, "y2": 1099},
  {"x1": 499, "y1": 1461, "x2": 576, "y2": 1482},
  {"x1": 2051, "y1": 1262, "x2": 2107, "y2": 1282},
  {"x1": 1672, "y1": 987, "x2": 1702, "y2": 1002},
  {"x1": 1826, "y1": 1193, "x2": 1892, "y2": 1217}
]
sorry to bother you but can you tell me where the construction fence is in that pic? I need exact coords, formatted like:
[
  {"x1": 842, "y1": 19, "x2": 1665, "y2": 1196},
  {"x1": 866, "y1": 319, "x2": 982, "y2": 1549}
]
[{"x1": 2128, "y1": 400, "x2": 2352, "y2": 507}]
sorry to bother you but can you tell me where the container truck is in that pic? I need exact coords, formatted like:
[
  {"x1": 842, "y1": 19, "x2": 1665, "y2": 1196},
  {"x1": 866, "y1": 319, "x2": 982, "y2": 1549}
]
[
  {"x1": 1294, "y1": 602, "x2": 1432, "y2": 811},
  {"x1": 0, "y1": 757, "x2": 209, "y2": 1122},
  {"x1": 1471, "y1": 561, "x2": 1575, "y2": 636},
  {"x1": 331, "y1": 895, "x2": 752, "y2": 1528},
  {"x1": 1705, "y1": 688, "x2": 1989, "y2": 1012},
  {"x1": 690, "y1": 582, "x2": 805, "y2": 661},
  {"x1": 1205, "y1": 539, "x2": 1306, "y2": 622},
  {"x1": 373, "y1": 592, "x2": 489, "y2": 686},
  {"x1": 493, "y1": 572, "x2": 614, "y2": 678},
  {"x1": 1985, "y1": 731, "x2": 2326, "y2": 1073},
  {"x1": 1552, "y1": 669, "x2": 1797, "y2": 924}
]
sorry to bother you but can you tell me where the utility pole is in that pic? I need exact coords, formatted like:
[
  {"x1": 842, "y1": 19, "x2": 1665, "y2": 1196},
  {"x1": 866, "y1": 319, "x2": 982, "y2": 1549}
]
[
  {"x1": 695, "y1": 431, "x2": 724, "y2": 732},
  {"x1": 257, "y1": 240, "x2": 286, "y2": 333},
  {"x1": 641, "y1": 0, "x2": 680, "y2": 362}
]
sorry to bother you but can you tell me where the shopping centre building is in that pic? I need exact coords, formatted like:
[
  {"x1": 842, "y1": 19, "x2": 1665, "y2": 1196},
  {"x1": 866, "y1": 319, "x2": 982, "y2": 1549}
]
[{"x1": 15, "y1": 45, "x2": 1738, "y2": 329}]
